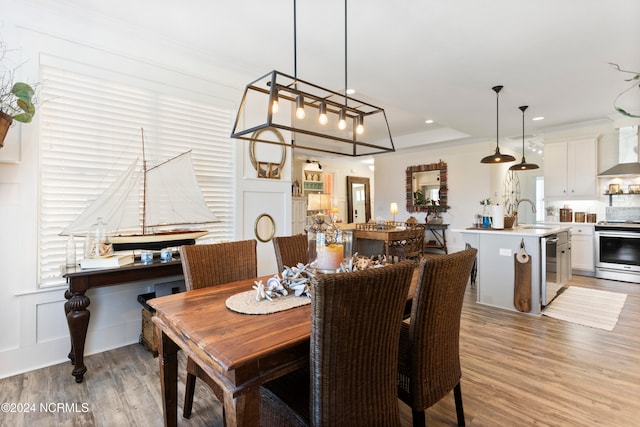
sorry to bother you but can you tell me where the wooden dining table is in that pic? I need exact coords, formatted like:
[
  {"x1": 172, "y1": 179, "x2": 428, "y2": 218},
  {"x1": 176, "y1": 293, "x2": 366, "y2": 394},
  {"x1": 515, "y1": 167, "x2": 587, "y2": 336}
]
[{"x1": 149, "y1": 270, "x2": 418, "y2": 427}]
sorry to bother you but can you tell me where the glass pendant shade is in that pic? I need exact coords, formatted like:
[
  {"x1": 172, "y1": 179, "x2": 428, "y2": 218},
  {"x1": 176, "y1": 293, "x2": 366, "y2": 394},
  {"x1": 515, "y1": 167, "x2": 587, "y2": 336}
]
[
  {"x1": 295, "y1": 95, "x2": 305, "y2": 119},
  {"x1": 481, "y1": 85, "x2": 516, "y2": 164},
  {"x1": 509, "y1": 105, "x2": 539, "y2": 171},
  {"x1": 318, "y1": 101, "x2": 328, "y2": 125}
]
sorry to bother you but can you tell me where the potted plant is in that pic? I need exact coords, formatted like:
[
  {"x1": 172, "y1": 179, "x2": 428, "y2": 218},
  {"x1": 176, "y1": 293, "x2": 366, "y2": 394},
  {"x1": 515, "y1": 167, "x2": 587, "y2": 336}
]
[
  {"x1": 1, "y1": 42, "x2": 37, "y2": 147},
  {"x1": 0, "y1": 81, "x2": 36, "y2": 147}
]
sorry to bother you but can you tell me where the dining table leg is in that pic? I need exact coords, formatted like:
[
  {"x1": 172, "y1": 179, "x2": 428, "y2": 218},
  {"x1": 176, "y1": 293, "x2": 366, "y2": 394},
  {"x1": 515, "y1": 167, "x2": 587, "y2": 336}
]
[
  {"x1": 223, "y1": 387, "x2": 260, "y2": 427},
  {"x1": 158, "y1": 329, "x2": 179, "y2": 427}
]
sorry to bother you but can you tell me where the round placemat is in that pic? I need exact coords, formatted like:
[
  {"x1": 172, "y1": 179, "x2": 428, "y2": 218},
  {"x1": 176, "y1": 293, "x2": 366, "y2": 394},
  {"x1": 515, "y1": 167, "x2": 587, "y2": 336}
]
[{"x1": 225, "y1": 290, "x2": 311, "y2": 315}]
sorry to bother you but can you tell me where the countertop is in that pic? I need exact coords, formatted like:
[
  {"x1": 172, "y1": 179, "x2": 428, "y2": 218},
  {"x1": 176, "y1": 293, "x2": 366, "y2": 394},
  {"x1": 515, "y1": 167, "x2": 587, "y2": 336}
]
[{"x1": 453, "y1": 224, "x2": 572, "y2": 237}]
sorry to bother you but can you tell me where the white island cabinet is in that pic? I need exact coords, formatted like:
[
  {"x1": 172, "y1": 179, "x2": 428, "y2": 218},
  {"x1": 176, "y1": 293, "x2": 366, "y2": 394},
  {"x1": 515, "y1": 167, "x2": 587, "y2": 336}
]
[{"x1": 455, "y1": 225, "x2": 572, "y2": 315}]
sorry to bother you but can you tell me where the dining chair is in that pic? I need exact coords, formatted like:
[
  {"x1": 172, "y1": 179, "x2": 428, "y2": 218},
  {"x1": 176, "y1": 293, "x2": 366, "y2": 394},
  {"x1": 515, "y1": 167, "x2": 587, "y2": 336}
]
[
  {"x1": 178, "y1": 239, "x2": 257, "y2": 421},
  {"x1": 259, "y1": 260, "x2": 416, "y2": 427},
  {"x1": 397, "y1": 247, "x2": 477, "y2": 427},
  {"x1": 272, "y1": 234, "x2": 309, "y2": 272},
  {"x1": 388, "y1": 224, "x2": 426, "y2": 263}
]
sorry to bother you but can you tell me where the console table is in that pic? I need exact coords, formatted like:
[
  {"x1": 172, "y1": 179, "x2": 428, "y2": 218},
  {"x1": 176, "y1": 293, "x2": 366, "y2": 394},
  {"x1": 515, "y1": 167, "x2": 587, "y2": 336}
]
[
  {"x1": 62, "y1": 258, "x2": 183, "y2": 383},
  {"x1": 425, "y1": 223, "x2": 448, "y2": 253}
]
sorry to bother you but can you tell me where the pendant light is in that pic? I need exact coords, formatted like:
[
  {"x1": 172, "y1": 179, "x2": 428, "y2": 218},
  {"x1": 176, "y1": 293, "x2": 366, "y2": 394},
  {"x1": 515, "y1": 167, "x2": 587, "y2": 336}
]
[
  {"x1": 481, "y1": 85, "x2": 516, "y2": 164},
  {"x1": 230, "y1": 0, "x2": 395, "y2": 157},
  {"x1": 509, "y1": 105, "x2": 539, "y2": 171}
]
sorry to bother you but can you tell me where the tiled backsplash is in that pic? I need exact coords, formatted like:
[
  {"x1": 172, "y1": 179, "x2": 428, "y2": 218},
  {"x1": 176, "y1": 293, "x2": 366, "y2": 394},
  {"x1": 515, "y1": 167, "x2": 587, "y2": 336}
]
[{"x1": 606, "y1": 206, "x2": 640, "y2": 221}]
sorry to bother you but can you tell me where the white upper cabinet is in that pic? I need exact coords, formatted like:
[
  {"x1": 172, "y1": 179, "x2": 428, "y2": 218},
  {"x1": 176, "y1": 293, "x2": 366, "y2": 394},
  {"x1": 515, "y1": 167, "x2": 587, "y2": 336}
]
[{"x1": 544, "y1": 136, "x2": 599, "y2": 199}]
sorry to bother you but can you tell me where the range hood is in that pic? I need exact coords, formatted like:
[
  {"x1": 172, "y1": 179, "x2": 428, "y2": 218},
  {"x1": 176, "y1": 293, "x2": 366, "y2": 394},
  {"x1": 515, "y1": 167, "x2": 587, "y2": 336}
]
[{"x1": 599, "y1": 125, "x2": 640, "y2": 176}]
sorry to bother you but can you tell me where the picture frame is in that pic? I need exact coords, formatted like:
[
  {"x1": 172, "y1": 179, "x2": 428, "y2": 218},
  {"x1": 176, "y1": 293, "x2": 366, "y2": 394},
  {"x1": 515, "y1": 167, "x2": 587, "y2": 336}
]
[
  {"x1": 628, "y1": 184, "x2": 640, "y2": 194},
  {"x1": 608, "y1": 183, "x2": 620, "y2": 194}
]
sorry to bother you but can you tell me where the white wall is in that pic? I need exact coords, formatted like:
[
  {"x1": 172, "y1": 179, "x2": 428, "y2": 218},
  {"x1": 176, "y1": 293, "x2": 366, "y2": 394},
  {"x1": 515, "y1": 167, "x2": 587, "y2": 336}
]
[{"x1": 375, "y1": 139, "x2": 496, "y2": 252}]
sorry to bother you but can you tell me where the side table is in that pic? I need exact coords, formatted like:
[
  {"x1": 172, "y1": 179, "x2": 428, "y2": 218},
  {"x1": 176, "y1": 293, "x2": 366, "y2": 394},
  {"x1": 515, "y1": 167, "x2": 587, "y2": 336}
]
[{"x1": 424, "y1": 223, "x2": 448, "y2": 253}]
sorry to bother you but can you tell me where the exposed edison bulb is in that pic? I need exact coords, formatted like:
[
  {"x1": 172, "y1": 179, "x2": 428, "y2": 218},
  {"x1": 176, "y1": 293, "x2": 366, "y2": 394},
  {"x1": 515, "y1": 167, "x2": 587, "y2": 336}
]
[
  {"x1": 338, "y1": 109, "x2": 346, "y2": 130},
  {"x1": 318, "y1": 102, "x2": 328, "y2": 125},
  {"x1": 271, "y1": 88, "x2": 279, "y2": 114},
  {"x1": 295, "y1": 95, "x2": 305, "y2": 119},
  {"x1": 356, "y1": 114, "x2": 364, "y2": 135}
]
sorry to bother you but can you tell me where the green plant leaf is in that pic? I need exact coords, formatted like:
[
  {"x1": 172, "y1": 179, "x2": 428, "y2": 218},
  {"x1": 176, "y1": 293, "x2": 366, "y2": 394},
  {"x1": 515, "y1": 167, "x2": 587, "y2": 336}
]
[
  {"x1": 615, "y1": 106, "x2": 640, "y2": 118},
  {"x1": 13, "y1": 112, "x2": 33, "y2": 123},
  {"x1": 16, "y1": 99, "x2": 36, "y2": 115},
  {"x1": 11, "y1": 82, "x2": 35, "y2": 103}
]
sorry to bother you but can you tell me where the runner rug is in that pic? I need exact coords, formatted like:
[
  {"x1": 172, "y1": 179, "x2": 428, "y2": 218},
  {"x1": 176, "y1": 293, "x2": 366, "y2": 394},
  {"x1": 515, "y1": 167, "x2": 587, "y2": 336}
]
[{"x1": 542, "y1": 286, "x2": 627, "y2": 331}]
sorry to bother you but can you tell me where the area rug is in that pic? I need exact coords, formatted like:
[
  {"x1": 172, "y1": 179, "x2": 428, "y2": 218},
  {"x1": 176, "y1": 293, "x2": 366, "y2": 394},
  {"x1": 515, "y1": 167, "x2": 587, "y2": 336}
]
[{"x1": 543, "y1": 286, "x2": 627, "y2": 331}]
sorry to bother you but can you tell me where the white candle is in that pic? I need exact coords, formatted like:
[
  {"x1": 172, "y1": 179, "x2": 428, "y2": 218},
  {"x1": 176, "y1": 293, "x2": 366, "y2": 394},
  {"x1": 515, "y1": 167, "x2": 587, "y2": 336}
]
[{"x1": 316, "y1": 243, "x2": 344, "y2": 271}]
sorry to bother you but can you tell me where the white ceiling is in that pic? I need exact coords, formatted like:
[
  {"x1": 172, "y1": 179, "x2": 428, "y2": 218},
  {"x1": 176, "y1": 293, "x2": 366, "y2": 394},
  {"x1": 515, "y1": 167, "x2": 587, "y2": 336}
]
[{"x1": 31, "y1": 0, "x2": 640, "y2": 155}]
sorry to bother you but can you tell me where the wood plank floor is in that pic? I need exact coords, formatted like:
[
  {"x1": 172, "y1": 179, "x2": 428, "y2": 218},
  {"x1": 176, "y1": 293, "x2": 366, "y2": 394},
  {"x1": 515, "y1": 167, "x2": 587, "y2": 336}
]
[{"x1": 1, "y1": 274, "x2": 638, "y2": 426}]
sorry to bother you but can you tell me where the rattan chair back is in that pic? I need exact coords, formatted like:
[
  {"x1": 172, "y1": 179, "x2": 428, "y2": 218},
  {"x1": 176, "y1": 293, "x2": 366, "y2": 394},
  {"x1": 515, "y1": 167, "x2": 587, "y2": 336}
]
[
  {"x1": 397, "y1": 247, "x2": 477, "y2": 426},
  {"x1": 260, "y1": 260, "x2": 415, "y2": 427},
  {"x1": 273, "y1": 234, "x2": 309, "y2": 272},
  {"x1": 388, "y1": 224, "x2": 426, "y2": 263},
  {"x1": 179, "y1": 239, "x2": 257, "y2": 291},
  {"x1": 177, "y1": 239, "x2": 257, "y2": 421}
]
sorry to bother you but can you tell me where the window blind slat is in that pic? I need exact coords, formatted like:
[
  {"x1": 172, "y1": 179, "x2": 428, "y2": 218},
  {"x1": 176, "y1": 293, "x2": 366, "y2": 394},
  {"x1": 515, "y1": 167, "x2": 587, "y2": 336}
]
[{"x1": 39, "y1": 65, "x2": 234, "y2": 286}]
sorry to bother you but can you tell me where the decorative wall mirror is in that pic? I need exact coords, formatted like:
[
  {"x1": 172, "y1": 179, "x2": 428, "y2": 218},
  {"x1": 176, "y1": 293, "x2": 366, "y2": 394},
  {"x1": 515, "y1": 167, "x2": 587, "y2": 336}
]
[
  {"x1": 249, "y1": 129, "x2": 287, "y2": 179},
  {"x1": 254, "y1": 213, "x2": 276, "y2": 242},
  {"x1": 406, "y1": 161, "x2": 449, "y2": 213},
  {"x1": 346, "y1": 176, "x2": 371, "y2": 223}
]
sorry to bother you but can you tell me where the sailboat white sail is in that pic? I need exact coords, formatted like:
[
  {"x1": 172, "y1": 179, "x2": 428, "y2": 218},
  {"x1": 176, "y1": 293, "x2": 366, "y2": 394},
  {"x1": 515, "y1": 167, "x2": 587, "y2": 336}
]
[{"x1": 61, "y1": 147, "x2": 218, "y2": 250}]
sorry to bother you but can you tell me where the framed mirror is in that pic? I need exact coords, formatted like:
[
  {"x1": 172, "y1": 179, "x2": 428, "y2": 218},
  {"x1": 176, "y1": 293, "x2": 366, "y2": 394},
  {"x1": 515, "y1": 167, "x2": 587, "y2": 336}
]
[
  {"x1": 346, "y1": 176, "x2": 371, "y2": 223},
  {"x1": 406, "y1": 161, "x2": 448, "y2": 213},
  {"x1": 254, "y1": 213, "x2": 276, "y2": 242}
]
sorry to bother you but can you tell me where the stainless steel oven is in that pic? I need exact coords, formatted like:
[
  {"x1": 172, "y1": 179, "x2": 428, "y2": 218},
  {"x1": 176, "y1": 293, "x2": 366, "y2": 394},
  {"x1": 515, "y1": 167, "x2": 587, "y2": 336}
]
[{"x1": 595, "y1": 223, "x2": 640, "y2": 283}]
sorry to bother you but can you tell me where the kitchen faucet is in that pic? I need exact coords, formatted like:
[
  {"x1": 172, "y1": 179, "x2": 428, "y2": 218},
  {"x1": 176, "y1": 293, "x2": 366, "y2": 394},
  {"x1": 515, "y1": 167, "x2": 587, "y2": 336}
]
[{"x1": 515, "y1": 198, "x2": 536, "y2": 226}]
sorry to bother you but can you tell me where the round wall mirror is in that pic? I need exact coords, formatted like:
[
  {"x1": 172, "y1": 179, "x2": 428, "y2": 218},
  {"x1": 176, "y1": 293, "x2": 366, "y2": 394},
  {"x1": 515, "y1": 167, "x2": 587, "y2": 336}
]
[{"x1": 254, "y1": 213, "x2": 276, "y2": 242}]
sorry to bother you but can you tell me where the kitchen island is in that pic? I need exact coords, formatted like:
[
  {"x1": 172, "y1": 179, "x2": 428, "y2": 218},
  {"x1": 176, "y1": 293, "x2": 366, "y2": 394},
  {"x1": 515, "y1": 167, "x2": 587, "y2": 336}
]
[{"x1": 455, "y1": 224, "x2": 572, "y2": 315}]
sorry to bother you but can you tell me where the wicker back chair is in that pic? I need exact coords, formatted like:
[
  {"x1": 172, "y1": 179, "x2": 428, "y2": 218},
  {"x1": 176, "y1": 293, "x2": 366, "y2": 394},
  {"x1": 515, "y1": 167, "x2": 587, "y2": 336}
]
[
  {"x1": 397, "y1": 247, "x2": 477, "y2": 427},
  {"x1": 388, "y1": 224, "x2": 426, "y2": 263},
  {"x1": 260, "y1": 260, "x2": 415, "y2": 427},
  {"x1": 272, "y1": 234, "x2": 309, "y2": 272},
  {"x1": 178, "y1": 239, "x2": 257, "y2": 421}
]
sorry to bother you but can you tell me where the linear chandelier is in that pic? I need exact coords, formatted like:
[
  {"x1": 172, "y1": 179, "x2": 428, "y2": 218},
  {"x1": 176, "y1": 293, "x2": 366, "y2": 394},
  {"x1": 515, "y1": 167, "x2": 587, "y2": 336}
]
[{"x1": 230, "y1": 0, "x2": 395, "y2": 157}]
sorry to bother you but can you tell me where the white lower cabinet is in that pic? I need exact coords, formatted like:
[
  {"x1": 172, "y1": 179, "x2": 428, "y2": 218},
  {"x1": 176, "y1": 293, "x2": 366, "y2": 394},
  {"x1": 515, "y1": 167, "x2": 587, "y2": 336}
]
[{"x1": 571, "y1": 225, "x2": 595, "y2": 274}]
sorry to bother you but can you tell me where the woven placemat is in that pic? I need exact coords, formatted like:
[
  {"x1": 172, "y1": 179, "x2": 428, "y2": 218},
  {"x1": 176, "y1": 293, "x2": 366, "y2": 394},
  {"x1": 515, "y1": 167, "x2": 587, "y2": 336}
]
[{"x1": 225, "y1": 290, "x2": 311, "y2": 315}]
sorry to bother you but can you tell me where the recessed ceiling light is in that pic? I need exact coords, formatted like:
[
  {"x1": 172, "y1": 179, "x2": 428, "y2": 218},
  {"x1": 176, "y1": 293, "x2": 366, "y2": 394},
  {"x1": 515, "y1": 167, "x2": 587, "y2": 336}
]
[
  {"x1": 425, "y1": 119, "x2": 434, "y2": 124},
  {"x1": 346, "y1": 88, "x2": 355, "y2": 95},
  {"x1": 532, "y1": 116, "x2": 544, "y2": 121}
]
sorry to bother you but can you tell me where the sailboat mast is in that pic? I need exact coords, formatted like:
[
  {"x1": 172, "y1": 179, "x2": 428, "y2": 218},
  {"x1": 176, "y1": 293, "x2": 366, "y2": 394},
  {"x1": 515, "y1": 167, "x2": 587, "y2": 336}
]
[{"x1": 141, "y1": 128, "x2": 147, "y2": 234}]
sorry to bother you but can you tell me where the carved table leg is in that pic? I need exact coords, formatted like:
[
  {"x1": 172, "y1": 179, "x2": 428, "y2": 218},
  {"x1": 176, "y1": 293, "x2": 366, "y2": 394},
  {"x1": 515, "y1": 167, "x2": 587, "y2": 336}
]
[
  {"x1": 64, "y1": 290, "x2": 91, "y2": 383},
  {"x1": 64, "y1": 290, "x2": 75, "y2": 364}
]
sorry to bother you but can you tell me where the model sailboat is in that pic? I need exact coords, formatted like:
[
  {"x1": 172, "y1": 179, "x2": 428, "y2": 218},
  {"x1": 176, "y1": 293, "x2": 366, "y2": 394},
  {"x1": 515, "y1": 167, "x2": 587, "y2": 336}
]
[{"x1": 61, "y1": 130, "x2": 218, "y2": 250}]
